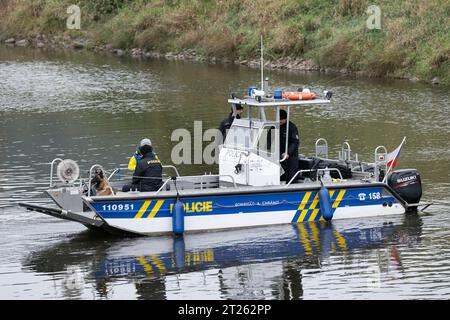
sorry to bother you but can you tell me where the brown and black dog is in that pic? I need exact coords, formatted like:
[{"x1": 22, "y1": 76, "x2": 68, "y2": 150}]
[{"x1": 90, "y1": 169, "x2": 113, "y2": 196}]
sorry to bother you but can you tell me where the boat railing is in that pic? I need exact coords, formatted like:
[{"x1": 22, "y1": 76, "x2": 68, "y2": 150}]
[
  {"x1": 154, "y1": 174, "x2": 237, "y2": 194},
  {"x1": 107, "y1": 164, "x2": 180, "y2": 181},
  {"x1": 162, "y1": 165, "x2": 181, "y2": 177},
  {"x1": 374, "y1": 146, "x2": 388, "y2": 182},
  {"x1": 315, "y1": 138, "x2": 328, "y2": 158},
  {"x1": 312, "y1": 139, "x2": 364, "y2": 169},
  {"x1": 286, "y1": 170, "x2": 315, "y2": 186},
  {"x1": 106, "y1": 175, "x2": 174, "y2": 194},
  {"x1": 49, "y1": 157, "x2": 84, "y2": 189},
  {"x1": 175, "y1": 174, "x2": 238, "y2": 189},
  {"x1": 202, "y1": 174, "x2": 237, "y2": 189},
  {"x1": 339, "y1": 141, "x2": 352, "y2": 161},
  {"x1": 286, "y1": 168, "x2": 344, "y2": 187},
  {"x1": 91, "y1": 164, "x2": 181, "y2": 196},
  {"x1": 49, "y1": 158, "x2": 64, "y2": 187},
  {"x1": 50, "y1": 158, "x2": 181, "y2": 190},
  {"x1": 155, "y1": 178, "x2": 172, "y2": 195}
]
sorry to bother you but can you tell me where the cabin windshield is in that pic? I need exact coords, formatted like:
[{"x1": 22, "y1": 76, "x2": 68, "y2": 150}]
[
  {"x1": 257, "y1": 125, "x2": 277, "y2": 157},
  {"x1": 223, "y1": 118, "x2": 280, "y2": 163},
  {"x1": 224, "y1": 124, "x2": 260, "y2": 150}
]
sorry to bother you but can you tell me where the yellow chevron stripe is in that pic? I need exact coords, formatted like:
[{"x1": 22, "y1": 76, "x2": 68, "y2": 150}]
[
  {"x1": 147, "y1": 200, "x2": 164, "y2": 218},
  {"x1": 310, "y1": 193, "x2": 320, "y2": 209},
  {"x1": 308, "y1": 208, "x2": 320, "y2": 221},
  {"x1": 308, "y1": 190, "x2": 335, "y2": 221},
  {"x1": 193, "y1": 252, "x2": 201, "y2": 263},
  {"x1": 150, "y1": 254, "x2": 166, "y2": 272},
  {"x1": 332, "y1": 190, "x2": 346, "y2": 208},
  {"x1": 298, "y1": 223, "x2": 312, "y2": 255},
  {"x1": 297, "y1": 192, "x2": 312, "y2": 211},
  {"x1": 298, "y1": 193, "x2": 319, "y2": 222},
  {"x1": 206, "y1": 250, "x2": 214, "y2": 262},
  {"x1": 137, "y1": 256, "x2": 154, "y2": 276},
  {"x1": 134, "y1": 201, "x2": 151, "y2": 219},
  {"x1": 297, "y1": 192, "x2": 312, "y2": 222},
  {"x1": 334, "y1": 230, "x2": 347, "y2": 252},
  {"x1": 309, "y1": 222, "x2": 320, "y2": 250},
  {"x1": 301, "y1": 193, "x2": 320, "y2": 222},
  {"x1": 298, "y1": 209, "x2": 309, "y2": 222}
]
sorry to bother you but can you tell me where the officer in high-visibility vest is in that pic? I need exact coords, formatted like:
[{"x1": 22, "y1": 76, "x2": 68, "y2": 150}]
[
  {"x1": 127, "y1": 140, "x2": 146, "y2": 171},
  {"x1": 122, "y1": 138, "x2": 163, "y2": 192}
]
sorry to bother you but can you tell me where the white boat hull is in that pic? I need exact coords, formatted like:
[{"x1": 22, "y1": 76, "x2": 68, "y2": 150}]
[{"x1": 84, "y1": 184, "x2": 407, "y2": 235}]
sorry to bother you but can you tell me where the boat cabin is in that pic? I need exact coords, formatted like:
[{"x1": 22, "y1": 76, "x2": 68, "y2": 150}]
[{"x1": 219, "y1": 90, "x2": 332, "y2": 187}]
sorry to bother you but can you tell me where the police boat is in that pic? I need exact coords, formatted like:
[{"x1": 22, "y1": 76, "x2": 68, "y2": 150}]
[{"x1": 19, "y1": 84, "x2": 425, "y2": 236}]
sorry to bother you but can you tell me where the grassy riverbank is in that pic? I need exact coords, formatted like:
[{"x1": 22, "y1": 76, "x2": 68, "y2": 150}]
[{"x1": 0, "y1": 0, "x2": 448, "y2": 84}]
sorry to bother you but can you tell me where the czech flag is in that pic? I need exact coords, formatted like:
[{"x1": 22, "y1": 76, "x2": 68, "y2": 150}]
[{"x1": 386, "y1": 137, "x2": 406, "y2": 170}]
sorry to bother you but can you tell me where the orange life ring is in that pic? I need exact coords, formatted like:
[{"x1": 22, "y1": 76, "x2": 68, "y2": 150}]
[{"x1": 282, "y1": 91, "x2": 316, "y2": 100}]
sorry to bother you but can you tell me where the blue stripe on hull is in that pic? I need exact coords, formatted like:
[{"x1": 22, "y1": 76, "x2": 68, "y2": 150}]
[{"x1": 90, "y1": 186, "x2": 399, "y2": 221}]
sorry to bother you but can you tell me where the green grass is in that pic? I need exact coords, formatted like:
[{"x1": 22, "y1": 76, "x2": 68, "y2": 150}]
[{"x1": 0, "y1": 0, "x2": 448, "y2": 84}]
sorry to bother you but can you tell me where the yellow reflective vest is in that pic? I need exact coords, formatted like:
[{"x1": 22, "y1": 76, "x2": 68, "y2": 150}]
[{"x1": 127, "y1": 151, "x2": 141, "y2": 171}]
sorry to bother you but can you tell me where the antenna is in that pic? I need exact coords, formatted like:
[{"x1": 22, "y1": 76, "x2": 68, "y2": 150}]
[{"x1": 260, "y1": 35, "x2": 264, "y2": 91}]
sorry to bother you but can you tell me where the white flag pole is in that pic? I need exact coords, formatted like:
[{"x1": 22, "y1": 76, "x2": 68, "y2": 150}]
[
  {"x1": 260, "y1": 35, "x2": 264, "y2": 91},
  {"x1": 382, "y1": 136, "x2": 406, "y2": 183}
]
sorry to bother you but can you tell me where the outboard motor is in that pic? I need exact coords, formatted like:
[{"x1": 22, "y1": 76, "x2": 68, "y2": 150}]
[{"x1": 387, "y1": 169, "x2": 422, "y2": 205}]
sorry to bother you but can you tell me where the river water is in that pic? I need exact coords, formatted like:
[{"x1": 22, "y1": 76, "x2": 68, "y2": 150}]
[{"x1": 0, "y1": 46, "x2": 449, "y2": 300}]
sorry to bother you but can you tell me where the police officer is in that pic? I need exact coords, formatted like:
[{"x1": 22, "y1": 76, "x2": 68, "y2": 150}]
[
  {"x1": 218, "y1": 104, "x2": 243, "y2": 143},
  {"x1": 279, "y1": 109, "x2": 300, "y2": 183},
  {"x1": 122, "y1": 138, "x2": 163, "y2": 192}
]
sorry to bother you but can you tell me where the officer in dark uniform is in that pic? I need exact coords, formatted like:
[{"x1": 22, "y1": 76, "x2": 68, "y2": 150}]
[
  {"x1": 122, "y1": 138, "x2": 163, "y2": 192},
  {"x1": 279, "y1": 109, "x2": 300, "y2": 183},
  {"x1": 218, "y1": 104, "x2": 243, "y2": 143}
]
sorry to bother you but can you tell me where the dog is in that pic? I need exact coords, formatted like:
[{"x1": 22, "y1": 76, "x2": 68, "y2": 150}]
[{"x1": 90, "y1": 169, "x2": 113, "y2": 196}]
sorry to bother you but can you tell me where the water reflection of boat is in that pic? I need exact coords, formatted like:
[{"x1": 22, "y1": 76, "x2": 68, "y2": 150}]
[
  {"x1": 23, "y1": 214, "x2": 422, "y2": 299},
  {"x1": 95, "y1": 216, "x2": 418, "y2": 279}
]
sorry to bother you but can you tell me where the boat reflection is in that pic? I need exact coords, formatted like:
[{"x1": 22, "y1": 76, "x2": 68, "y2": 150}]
[{"x1": 23, "y1": 214, "x2": 423, "y2": 299}]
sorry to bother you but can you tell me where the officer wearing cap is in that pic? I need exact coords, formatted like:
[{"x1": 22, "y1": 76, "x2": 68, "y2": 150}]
[
  {"x1": 279, "y1": 109, "x2": 300, "y2": 183},
  {"x1": 218, "y1": 104, "x2": 244, "y2": 143},
  {"x1": 122, "y1": 138, "x2": 163, "y2": 192}
]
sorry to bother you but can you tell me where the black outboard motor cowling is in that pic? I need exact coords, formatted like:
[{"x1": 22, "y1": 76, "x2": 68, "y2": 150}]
[{"x1": 387, "y1": 169, "x2": 422, "y2": 204}]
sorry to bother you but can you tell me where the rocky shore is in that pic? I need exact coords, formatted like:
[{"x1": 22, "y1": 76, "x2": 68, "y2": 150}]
[{"x1": 1, "y1": 34, "x2": 442, "y2": 85}]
